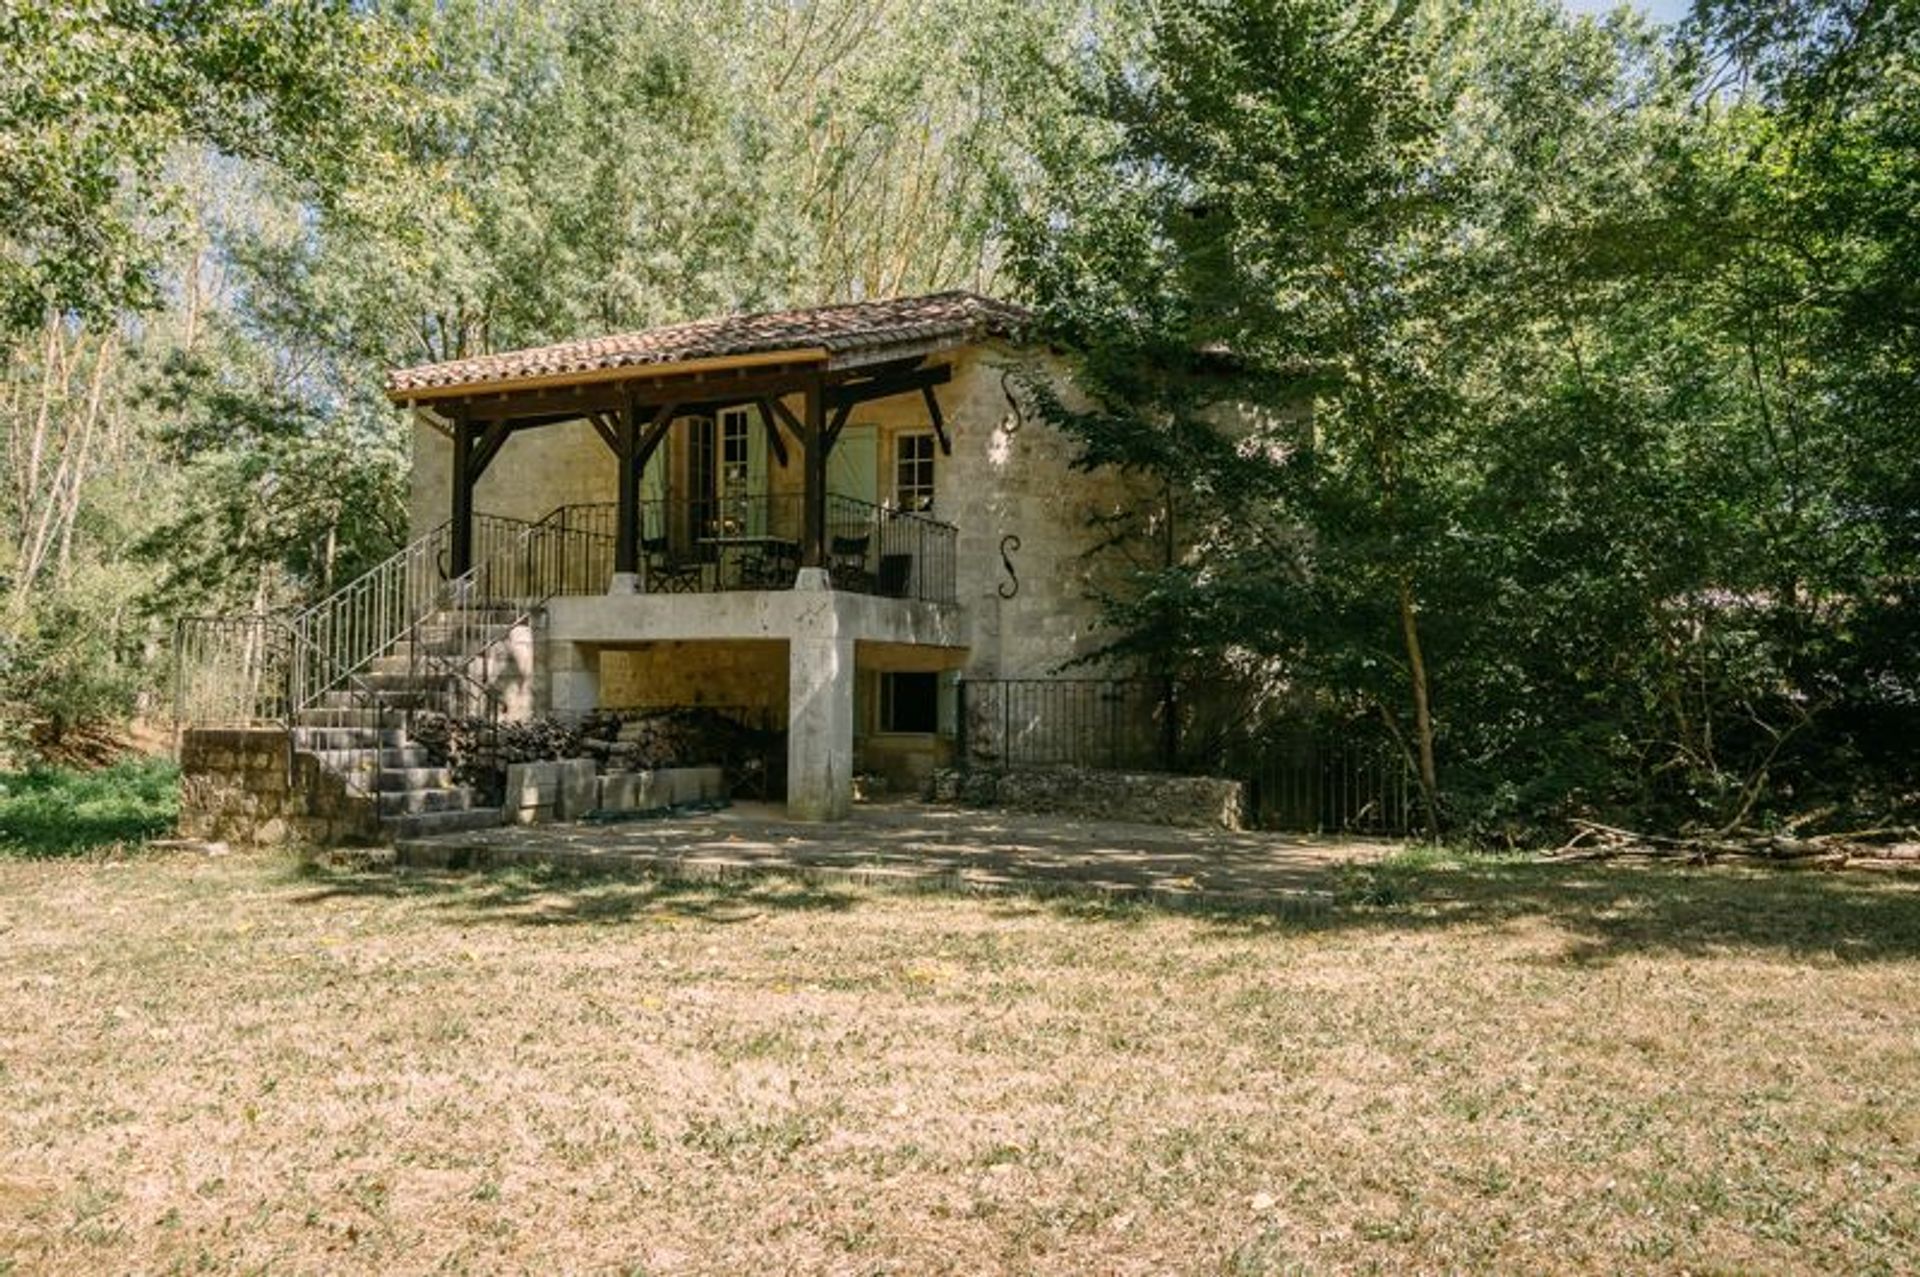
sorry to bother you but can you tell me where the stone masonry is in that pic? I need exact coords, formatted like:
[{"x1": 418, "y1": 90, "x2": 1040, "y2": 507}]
[
  {"x1": 931, "y1": 765, "x2": 1248, "y2": 832},
  {"x1": 178, "y1": 728, "x2": 380, "y2": 847}
]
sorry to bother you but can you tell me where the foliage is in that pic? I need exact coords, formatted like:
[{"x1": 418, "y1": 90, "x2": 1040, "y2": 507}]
[
  {"x1": 0, "y1": 757, "x2": 178, "y2": 856},
  {"x1": 0, "y1": 0, "x2": 412, "y2": 332},
  {"x1": 0, "y1": 0, "x2": 1911, "y2": 841},
  {"x1": 0, "y1": 0, "x2": 1088, "y2": 757},
  {"x1": 1005, "y1": 0, "x2": 1920, "y2": 841}
]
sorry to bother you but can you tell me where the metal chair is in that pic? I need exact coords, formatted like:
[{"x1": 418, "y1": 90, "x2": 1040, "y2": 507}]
[
  {"x1": 829, "y1": 533, "x2": 873, "y2": 591},
  {"x1": 643, "y1": 535, "x2": 703, "y2": 594}
]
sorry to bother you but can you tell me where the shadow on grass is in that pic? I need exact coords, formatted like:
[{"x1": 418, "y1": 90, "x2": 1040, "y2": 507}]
[
  {"x1": 282, "y1": 843, "x2": 1920, "y2": 964},
  {"x1": 1214, "y1": 852, "x2": 1920, "y2": 965},
  {"x1": 287, "y1": 860, "x2": 861, "y2": 927}
]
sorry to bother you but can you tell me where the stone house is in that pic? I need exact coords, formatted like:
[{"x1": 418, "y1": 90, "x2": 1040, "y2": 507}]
[{"x1": 176, "y1": 292, "x2": 1154, "y2": 839}]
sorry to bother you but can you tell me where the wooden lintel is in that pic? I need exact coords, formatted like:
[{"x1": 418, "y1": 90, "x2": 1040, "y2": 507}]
[{"x1": 444, "y1": 366, "x2": 828, "y2": 426}]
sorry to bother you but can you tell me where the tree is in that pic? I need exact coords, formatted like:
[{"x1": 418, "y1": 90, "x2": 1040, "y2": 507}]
[{"x1": 1005, "y1": 0, "x2": 1462, "y2": 834}]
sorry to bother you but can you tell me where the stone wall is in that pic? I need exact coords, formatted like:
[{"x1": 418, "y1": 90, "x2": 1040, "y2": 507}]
[
  {"x1": 599, "y1": 639, "x2": 788, "y2": 714},
  {"x1": 178, "y1": 729, "x2": 379, "y2": 847},
  {"x1": 931, "y1": 765, "x2": 1247, "y2": 831},
  {"x1": 410, "y1": 416, "x2": 616, "y2": 532},
  {"x1": 931, "y1": 345, "x2": 1150, "y2": 680}
]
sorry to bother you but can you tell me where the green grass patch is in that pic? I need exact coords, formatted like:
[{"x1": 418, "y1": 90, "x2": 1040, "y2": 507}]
[{"x1": 0, "y1": 758, "x2": 179, "y2": 857}]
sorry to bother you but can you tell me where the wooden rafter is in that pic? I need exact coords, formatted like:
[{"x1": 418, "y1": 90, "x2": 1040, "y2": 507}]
[
  {"x1": 753, "y1": 399, "x2": 791, "y2": 468},
  {"x1": 587, "y1": 411, "x2": 621, "y2": 455},
  {"x1": 466, "y1": 416, "x2": 516, "y2": 483},
  {"x1": 825, "y1": 362, "x2": 951, "y2": 413},
  {"x1": 920, "y1": 384, "x2": 951, "y2": 456}
]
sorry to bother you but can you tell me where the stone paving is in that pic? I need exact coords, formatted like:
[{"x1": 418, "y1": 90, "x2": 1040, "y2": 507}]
[{"x1": 392, "y1": 801, "x2": 1400, "y2": 912}]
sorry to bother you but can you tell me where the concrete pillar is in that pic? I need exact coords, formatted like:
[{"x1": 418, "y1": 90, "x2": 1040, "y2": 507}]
[
  {"x1": 545, "y1": 641, "x2": 600, "y2": 727},
  {"x1": 786, "y1": 631, "x2": 855, "y2": 820}
]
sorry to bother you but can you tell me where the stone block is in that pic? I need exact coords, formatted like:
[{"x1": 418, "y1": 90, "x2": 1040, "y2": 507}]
[
  {"x1": 504, "y1": 761, "x2": 559, "y2": 805},
  {"x1": 598, "y1": 770, "x2": 660, "y2": 813},
  {"x1": 554, "y1": 758, "x2": 598, "y2": 821}
]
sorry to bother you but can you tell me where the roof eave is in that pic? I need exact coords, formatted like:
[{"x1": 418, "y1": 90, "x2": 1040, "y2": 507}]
[{"x1": 386, "y1": 345, "x2": 834, "y2": 406}]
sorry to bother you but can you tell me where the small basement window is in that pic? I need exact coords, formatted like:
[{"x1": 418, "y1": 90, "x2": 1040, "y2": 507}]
[{"x1": 880, "y1": 671, "x2": 939, "y2": 734}]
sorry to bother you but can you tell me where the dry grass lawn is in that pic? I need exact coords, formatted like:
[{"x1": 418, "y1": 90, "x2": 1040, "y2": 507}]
[{"x1": 2, "y1": 848, "x2": 1917, "y2": 1274}]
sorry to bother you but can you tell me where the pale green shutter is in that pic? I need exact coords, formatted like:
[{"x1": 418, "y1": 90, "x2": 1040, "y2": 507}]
[
  {"x1": 828, "y1": 425, "x2": 878, "y2": 506},
  {"x1": 640, "y1": 435, "x2": 668, "y2": 541},
  {"x1": 746, "y1": 408, "x2": 769, "y2": 535}
]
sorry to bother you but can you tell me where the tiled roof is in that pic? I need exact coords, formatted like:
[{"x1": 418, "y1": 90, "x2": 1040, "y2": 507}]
[{"x1": 387, "y1": 290, "x2": 1029, "y2": 396}]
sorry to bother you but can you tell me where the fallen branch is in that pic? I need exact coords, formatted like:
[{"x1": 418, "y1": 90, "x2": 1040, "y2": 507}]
[{"x1": 1540, "y1": 819, "x2": 1920, "y2": 869}]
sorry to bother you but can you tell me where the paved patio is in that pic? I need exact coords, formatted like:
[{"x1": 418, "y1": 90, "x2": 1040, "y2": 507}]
[{"x1": 390, "y1": 802, "x2": 1399, "y2": 912}]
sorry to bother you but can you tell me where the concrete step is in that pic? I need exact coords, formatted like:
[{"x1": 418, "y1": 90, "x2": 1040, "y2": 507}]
[
  {"x1": 382, "y1": 806, "x2": 504, "y2": 839},
  {"x1": 376, "y1": 786, "x2": 473, "y2": 817},
  {"x1": 376, "y1": 766, "x2": 453, "y2": 792}
]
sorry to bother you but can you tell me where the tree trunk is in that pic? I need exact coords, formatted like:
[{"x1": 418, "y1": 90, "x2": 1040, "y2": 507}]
[{"x1": 1398, "y1": 573, "x2": 1442, "y2": 840}]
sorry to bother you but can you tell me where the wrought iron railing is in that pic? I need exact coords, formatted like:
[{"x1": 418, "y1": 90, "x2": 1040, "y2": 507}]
[
  {"x1": 826, "y1": 493, "x2": 957, "y2": 604},
  {"x1": 174, "y1": 486, "x2": 958, "y2": 736},
  {"x1": 175, "y1": 506, "x2": 615, "y2": 733},
  {"x1": 559, "y1": 492, "x2": 958, "y2": 602},
  {"x1": 953, "y1": 677, "x2": 1415, "y2": 834},
  {"x1": 174, "y1": 614, "x2": 296, "y2": 729},
  {"x1": 284, "y1": 512, "x2": 536, "y2": 712}
]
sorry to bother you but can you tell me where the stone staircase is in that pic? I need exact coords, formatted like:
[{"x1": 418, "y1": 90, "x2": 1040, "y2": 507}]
[
  {"x1": 178, "y1": 508, "x2": 607, "y2": 848},
  {"x1": 288, "y1": 604, "x2": 529, "y2": 840}
]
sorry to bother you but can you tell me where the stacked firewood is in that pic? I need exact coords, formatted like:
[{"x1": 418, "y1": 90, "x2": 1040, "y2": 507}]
[
  {"x1": 577, "y1": 707, "x2": 779, "y2": 774},
  {"x1": 410, "y1": 715, "x2": 584, "y2": 798},
  {"x1": 411, "y1": 708, "x2": 783, "y2": 802}
]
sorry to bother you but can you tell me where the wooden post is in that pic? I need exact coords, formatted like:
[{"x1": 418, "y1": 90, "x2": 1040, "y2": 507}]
[
  {"x1": 614, "y1": 404, "x2": 640, "y2": 576},
  {"x1": 451, "y1": 416, "x2": 476, "y2": 576},
  {"x1": 802, "y1": 377, "x2": 827, "y2": 569}
]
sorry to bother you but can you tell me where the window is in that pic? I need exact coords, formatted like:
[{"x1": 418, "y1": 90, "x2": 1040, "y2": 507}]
[
  {"x1": 894, "y1": 432, "x2": 935, "y2": 512},
  {"x1": 880, "y1": 671, "x2": 939, "y2": 734},
  {"x1": 720, "y1": 409, "x2": 752, "y2": 499}
]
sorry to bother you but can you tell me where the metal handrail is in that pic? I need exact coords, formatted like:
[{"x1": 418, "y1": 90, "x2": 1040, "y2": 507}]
[{"x1": 285, "y1": 512, "x2": 539, "y2": 711}]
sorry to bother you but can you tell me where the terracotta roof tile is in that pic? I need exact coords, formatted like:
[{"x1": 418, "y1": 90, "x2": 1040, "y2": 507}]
[{"x1": 387, "y1": 290, "x2": 1029, "y2": 396}]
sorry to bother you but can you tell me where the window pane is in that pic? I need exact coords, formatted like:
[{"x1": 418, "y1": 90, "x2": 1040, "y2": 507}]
[
  {"x1": 895, "y1": 433, "x2": 935, "y2": 512},
  {"x1": 881, "y1": 672, "x2": 939, "y2": 733}
]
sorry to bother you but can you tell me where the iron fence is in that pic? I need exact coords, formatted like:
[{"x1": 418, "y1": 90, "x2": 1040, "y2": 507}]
[
  {"x1": 954, "y1": 677, "x2": 1415, "y2": 835},
  {"x1": 173, "y1": 614, "x2": 294, "y2": 728}
]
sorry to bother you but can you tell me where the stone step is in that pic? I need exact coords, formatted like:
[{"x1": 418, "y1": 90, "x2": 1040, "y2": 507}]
[
  {"x1": 376, "y1": 786, "x2": 473, "y2": 817},
  {"x1": 304, "y1": 745, "x2": 431, "y2": 772},
  {"x1": 382, "y1": 806, "x2": 505, "y2": 839},
  {"x1": 360, "y1": 670, "x2": 454, "y2": 692},
  {"x1": 290, "y1": 721, "x2": 406, "y2": 744},
  {"x1": 312, "y1": 689, "x2": 445, "y2": 712},
  {"x1": 377, "y1": 766, "x2": 453, "y2": 792}
]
